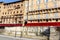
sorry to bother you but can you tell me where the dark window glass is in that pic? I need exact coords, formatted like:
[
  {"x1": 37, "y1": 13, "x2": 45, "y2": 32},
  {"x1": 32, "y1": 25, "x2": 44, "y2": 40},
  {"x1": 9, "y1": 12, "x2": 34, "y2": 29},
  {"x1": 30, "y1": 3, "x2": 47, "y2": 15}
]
[
  {"x1": 56, "y1": 19, "x2": 58, "y2": 22},
  {"x1": 0, "y1": 7, "x2": 1, "y2": 8},
  {"x1": 17, "y1": 11, "x2": 18, "y2": 13},
  {"x1": 3, "y1": 13, "x2": 4, "y2": 15},
  {"x1": 5, "y1": 13, "x2": 6, "y2": 14},
  {"x1": 46, "y1": 19, "x2": 48, "y2": 22},
  {"x1": 21, "y1": 4, "x2": 23, "y2": 6},
  {"x1": 20, "y1": 11, "x2": 22, "y2": 13}
]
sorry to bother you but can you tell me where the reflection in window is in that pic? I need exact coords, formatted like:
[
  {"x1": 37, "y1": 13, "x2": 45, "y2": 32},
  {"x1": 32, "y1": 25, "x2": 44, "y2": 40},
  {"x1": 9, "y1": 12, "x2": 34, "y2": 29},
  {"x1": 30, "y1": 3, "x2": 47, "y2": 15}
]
[{"x1": 45, "y1": 0, "x2": 48, "y2": 3}]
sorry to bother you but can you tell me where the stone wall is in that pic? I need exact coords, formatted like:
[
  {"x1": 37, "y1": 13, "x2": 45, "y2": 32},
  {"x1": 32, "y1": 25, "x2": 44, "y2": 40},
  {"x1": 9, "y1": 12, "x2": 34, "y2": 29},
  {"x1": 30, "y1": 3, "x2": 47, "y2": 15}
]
[{"x1": 50, "y1": 27, "x2": 59, "y2": 40}]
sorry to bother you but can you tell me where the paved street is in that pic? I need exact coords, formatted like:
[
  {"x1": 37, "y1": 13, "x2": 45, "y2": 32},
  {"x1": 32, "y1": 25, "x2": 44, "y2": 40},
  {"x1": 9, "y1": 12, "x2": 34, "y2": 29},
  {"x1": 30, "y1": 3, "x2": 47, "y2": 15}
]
[{"x1": 0, "y1": 35, "x2": 40, "y2": 40}]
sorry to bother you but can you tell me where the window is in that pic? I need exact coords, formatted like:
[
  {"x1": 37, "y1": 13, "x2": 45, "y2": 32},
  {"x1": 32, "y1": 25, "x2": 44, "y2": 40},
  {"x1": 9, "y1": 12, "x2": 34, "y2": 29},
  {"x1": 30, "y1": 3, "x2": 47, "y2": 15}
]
[
  {"x1": 8, "y1": 6, "x2": 9, "y2": 8},
  {"x1": 46, "y1": 5, "x2": 48, "y2": 9},
  {"x1": 40, "y1": 19, "x2": 42, "y2": 22},
  {"x1": 52, "y1": 0, "x2": 56, "y2": 2},
  {"x1": 49, "y1": 19, "x2": 51, "y2": 21},
  {"x1": 46, "y1": 19, "x2": 48, "y2": 22},
  {"x1": 8, "y1": 12, "x2": 9, "y2": 14},
  {"x1": 4, "y1": 7, "x2": 5, "y2": 9},
  {"x1": 54, "y1": 13, "x2": 58, "y2": 18},
  {"x1": 38, "y1": 6, "x2": 40, "y2": 10},
  {"x1": 36, "y1": 0, "x2": 40, "y2": 5},
  {"x1": 15, "y1": 5, "x2": 20, "y2": 9},
  {"x1": 53, "y1": 0, "x2": 57, "y2": 8},
  {"x1": 0, "y1": 7, "x2": 1, "y2": 8},
  {"x1": 17, "y1": 11, "x2": 18, "y2": 13},
  {"x1": 30, "y1": 21, "x2": 32, "y2": 22},
  {"x1": 3, "y1": 13, "x2": 4, "y2": 15},
  {"x1": 14, "y1": 5, "x2": 16, "y2": 7},
  {"x1": 56, "y1": 19, "x2": 58, "y2": 22},
  {"x1": 21, "y1": 4, "x2": 23, "y2": 6},
  {"x1": 20, "y1": 11, "x2": 22, "y2": 13},
  {"x1": 43, "y1": 19, "x2": 45, "y2": 21},
  {"x1": 3, "y1": 18, "x2": 5, "y2": 22},
  {"x1": 54, "y1": 3, "x2": 57, "y2": 8},
  {"x1": 45, "y1": 0, "x2": 48, "y2": 3},
  {"x1": 5, "y1": 13, "x2": 6, "y2": 15},
  {"x1": 13, "y1": 11, "x2": 15, "y2": 14},
  {"x1": 37, "y1": 15, "x2": 40, "y2": 19},
  {"x1": 29, "y1": 16, "x2": 33, "y2": 20},
  {"x1": 17, "y1": 5, "x2": 20, "y2": 6},
  {"x1": 38, "y1": 20, "x2": 40, "y2": 22},
  {"x1": 45, "y1": 14, "x2": 48, "y2": 19}
]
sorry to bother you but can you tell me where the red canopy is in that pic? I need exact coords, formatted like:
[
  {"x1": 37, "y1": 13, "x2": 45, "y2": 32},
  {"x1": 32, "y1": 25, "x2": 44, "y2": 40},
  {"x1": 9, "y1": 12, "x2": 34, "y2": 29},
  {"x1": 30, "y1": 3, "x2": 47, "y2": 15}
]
[
  {"x1": 0, "y1": 22, "x2": 60, "y2": 27},
  {"x1": 25, "y1": 22, "x2": 60, "y2": 27},
  {"x1": 0, "y1": 24, "x2": 22, "y2": 27}
]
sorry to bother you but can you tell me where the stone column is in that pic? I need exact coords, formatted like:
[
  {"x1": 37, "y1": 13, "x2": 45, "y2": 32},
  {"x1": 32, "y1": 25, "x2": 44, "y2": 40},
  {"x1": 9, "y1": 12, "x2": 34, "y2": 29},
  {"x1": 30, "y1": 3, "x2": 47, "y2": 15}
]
[{"x1": 37, "y1": 27, "x2": 40, "y2": 36}]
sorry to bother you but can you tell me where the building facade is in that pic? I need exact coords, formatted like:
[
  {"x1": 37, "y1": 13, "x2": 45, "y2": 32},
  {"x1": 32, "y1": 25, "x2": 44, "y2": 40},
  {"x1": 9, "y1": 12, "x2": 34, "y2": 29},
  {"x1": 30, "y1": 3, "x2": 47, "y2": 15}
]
[
  {"x1": 25, "y1": 0, "x2": 60, "y2": 23},
  {"x1": 0, "y1": 0, "x2": 59, "y2": 40},
  {"x1": 0, "y1": 0, "x2": 24, "y2": 24},
  {"x1": 25, "y1": 0, "x2": 60, "y2": 40}
]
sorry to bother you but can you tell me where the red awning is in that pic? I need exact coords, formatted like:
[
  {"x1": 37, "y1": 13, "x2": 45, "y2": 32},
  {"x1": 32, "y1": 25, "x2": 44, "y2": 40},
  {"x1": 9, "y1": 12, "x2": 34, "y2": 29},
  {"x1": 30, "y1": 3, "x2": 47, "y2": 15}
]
[
  {"x1": 0, "y1": 22, "x2": 60, "y2": 27},
  {"x1": 25, "y1": 22, "x2": 60, "y2": 27},
  {"x1": 0, "y1": 24, "x2": 22, "y2": 27}
]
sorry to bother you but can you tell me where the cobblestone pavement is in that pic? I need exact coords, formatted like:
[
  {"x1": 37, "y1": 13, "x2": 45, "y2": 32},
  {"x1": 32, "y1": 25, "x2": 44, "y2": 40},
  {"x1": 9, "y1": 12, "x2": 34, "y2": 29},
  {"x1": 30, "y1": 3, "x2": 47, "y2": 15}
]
[{"x1": 0, "y1": 35, "x2": 40, "y2": 40}]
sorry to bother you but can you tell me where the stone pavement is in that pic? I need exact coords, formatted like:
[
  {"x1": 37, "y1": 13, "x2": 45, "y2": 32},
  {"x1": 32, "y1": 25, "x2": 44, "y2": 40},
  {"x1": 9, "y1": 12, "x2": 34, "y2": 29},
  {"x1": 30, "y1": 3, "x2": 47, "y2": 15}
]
[{"x1": 0, "y1": 35, "x2": 41, "y2": 40}]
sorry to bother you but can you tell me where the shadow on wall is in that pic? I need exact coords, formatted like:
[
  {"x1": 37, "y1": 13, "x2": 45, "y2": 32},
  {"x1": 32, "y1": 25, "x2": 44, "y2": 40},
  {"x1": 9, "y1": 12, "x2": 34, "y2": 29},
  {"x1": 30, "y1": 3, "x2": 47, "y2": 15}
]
[
  {"x1": 41, "y1": 27, "x2": 50, "y2": 40},
  {"x1": 0, "y1": 26, "x2": 5, "y2": 34}
]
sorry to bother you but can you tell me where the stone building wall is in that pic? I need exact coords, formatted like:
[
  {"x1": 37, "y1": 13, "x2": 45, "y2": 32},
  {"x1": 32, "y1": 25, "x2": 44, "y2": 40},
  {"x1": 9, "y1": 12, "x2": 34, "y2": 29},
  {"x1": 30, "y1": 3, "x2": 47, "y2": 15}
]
[{"x1": 50, "y1": 27, "x2": 59, "y2": 40}]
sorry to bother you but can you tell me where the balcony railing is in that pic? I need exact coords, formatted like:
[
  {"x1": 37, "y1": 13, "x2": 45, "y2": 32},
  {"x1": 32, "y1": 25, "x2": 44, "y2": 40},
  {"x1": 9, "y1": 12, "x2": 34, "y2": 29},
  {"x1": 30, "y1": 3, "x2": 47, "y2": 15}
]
[{"x1": 27, "y1": 7, "x2": 60, "y2": 15}]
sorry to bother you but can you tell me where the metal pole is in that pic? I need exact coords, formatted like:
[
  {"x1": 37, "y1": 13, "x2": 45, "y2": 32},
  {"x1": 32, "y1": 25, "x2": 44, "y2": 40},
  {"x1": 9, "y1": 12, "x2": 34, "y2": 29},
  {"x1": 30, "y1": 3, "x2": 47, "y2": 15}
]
[
  {"x1": 26, "y1": 13, "x2": 28, "y2": 22},
  {"x1": 15, "y1": 31, "x2": 16, "y2": 37},
  {"x1": 15, "y1": 27, "x2": 17, "y2": 37},
  {"x1": 47, "y1": 35, "x2": 50, "y2": 40},
  {"x1": 48, "y1": 27, "x2": 50, "y2": 40},
  {"x1": 59, "y1": 31, "x2": 60, "y2": 40}
]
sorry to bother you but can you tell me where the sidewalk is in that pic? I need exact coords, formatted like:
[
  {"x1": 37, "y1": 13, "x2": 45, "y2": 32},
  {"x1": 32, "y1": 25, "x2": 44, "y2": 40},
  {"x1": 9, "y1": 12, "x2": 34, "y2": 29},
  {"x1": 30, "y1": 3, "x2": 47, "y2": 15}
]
[{"x1": 0, "y1": 35, "x2": 41, "y2": 40}]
